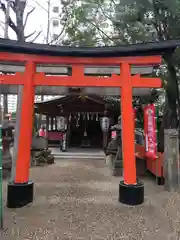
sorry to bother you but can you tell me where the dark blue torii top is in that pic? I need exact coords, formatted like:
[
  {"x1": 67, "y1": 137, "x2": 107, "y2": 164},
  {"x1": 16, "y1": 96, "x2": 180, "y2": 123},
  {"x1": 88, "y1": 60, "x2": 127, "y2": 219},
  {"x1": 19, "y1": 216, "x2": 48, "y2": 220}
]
[{"x1": 0, "y1": 38, "x2": 180, "y2": 57}]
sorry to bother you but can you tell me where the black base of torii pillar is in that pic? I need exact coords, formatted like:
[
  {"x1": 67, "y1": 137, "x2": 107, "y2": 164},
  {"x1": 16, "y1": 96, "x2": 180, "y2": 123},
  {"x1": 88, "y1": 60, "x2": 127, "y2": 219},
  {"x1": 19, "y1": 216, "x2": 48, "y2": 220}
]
[{"x1": 119, "y1": 181, "x2": 144, "y2": 205}]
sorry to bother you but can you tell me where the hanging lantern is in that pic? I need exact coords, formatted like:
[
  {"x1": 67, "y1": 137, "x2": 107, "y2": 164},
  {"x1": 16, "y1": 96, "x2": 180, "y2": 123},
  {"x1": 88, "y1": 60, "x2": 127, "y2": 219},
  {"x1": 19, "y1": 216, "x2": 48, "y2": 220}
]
[
  {"x1": 53, "y1": 117, "x2": 56, "y2": 130},
  {"x1": 91, "y1": 113, "x2": 94, "y2": 120},
  {"x1": 48, "y1": 117, "x2": 51, "y2": 131},
  {"x1": 57, "y1": 115, "x2": 66, "y2": 131},
  {"x1": 76, "y1": 112, "x2": 80, "y2": 128},
  {"x1": 96, "y1": 113, "x2": 98, "y2": 121},
  {"x1": 84, "y1": 129, "x2": 87, "y2": 137},
  {"x1": 69, "y1": 113, "x2": 72, "y2": 122},
  {"x1": 100, "y1": 116, "x2": 110, "y2": 132}
]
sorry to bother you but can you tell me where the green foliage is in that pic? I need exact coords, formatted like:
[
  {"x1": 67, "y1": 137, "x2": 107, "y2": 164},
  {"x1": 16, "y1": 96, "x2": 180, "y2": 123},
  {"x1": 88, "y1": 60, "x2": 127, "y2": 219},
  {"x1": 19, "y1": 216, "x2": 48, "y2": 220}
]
[
  {"x1": 60, "y1": 0, "x2": 180, "y2": 46},
  {"x1": 60, "y1": 0, "x2": 115, "y2": 46}
]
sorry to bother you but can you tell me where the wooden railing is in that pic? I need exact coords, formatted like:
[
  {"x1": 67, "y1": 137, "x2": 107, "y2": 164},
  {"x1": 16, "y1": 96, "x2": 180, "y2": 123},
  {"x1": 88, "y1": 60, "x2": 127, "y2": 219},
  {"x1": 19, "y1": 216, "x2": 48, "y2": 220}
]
[{"x1": 135, "y1": 143, "x2": 164, "y2": 178}]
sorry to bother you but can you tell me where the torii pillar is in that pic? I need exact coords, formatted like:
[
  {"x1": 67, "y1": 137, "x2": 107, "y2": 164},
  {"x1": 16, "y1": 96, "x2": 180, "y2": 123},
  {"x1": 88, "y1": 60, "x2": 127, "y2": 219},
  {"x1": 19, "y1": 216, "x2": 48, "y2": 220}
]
[{"x1": 6, "y1": 62, "x2": 35, "y2": 208}]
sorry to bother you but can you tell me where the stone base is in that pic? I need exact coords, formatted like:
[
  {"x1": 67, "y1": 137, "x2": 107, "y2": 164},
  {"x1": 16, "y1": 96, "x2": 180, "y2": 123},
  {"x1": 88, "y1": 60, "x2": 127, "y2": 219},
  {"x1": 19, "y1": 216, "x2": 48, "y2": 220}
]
[
  {"x1": 7, "y1": 181, "x2": 34, "y2": 208},
  {"x1": 47, "y1": 157, "x2": 55, "y2": 164},
  {"x1": 105, "y1": 154, "x2": 114, "y2": 166},
  {"x1": 113, "y1": 168, "x2": 123, "y2": 176},
  {"x1": 119, "y1": 181, "x2": 144, "y2": 205}
]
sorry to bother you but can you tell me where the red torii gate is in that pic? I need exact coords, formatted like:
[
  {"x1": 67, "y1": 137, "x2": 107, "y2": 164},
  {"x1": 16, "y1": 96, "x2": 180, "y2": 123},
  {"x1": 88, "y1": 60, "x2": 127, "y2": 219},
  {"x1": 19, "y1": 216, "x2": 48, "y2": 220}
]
[{"x1": 0, "y1": 40, "x2": 171, "y2": 207}]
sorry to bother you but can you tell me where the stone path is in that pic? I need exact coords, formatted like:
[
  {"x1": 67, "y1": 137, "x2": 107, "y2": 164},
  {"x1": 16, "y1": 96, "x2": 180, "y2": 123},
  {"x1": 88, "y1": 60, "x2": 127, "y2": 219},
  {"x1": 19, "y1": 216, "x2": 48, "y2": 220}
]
[{"x1": 2, "y1": 159, "x2": 180, "y2": 239}]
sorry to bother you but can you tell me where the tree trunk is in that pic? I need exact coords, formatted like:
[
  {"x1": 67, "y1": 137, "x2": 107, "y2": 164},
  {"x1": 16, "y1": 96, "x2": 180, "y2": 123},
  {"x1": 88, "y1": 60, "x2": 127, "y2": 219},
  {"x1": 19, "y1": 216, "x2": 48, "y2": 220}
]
[
  {"x1": 164, "y1": 129, "x2": 180, "y2": 191},
  {"x1": 159, "y1": 54, "x2": 180, "y2": 191},
  {"x1": 3, "y1": 0, "x2": 10, "y2": 116},
  {"x1": 159, "y1": 55, "x2": 179, "y2": 152},
  {"x1": 16, "y1": 1, "x2": 25, "y2": 43}
]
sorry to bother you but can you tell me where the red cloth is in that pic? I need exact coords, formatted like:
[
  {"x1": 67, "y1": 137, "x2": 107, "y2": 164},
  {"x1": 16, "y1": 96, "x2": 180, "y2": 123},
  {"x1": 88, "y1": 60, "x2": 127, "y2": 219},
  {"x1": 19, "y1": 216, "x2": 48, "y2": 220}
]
[
  {"x1": 39, "y1": 129, "x2": 47, "y2": 138},
  {"x1": 47, "y1": 131, "x2": 64, "y2": 140}
]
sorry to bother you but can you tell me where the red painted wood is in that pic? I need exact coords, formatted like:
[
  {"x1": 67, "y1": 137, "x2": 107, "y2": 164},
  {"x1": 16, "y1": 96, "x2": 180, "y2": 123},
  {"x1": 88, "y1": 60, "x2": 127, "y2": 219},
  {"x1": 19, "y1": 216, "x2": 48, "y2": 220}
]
[{"x1": 0, "y1": 52, "x2": 162, "y2": 65}]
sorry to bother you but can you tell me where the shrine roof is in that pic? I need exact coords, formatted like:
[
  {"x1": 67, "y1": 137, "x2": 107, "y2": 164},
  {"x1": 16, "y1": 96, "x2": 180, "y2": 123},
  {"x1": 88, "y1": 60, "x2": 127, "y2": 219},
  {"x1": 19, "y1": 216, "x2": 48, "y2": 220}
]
[
  {"x1": 0, "y1": 38, "x2": 180, "y2": 57},
  {"x1": 34, "y1": 95, "x2": 116, "y2": 115},
  {"x1": 35, "y1": 94, "x2": 109, "y2": 107}
]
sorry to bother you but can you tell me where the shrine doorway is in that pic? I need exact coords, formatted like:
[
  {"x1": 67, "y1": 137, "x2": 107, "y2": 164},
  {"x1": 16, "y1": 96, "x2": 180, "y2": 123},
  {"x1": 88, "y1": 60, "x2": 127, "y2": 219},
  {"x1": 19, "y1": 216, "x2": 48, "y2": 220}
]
[{"x1": 69, "y1": 115, "x2": 103, "y2": 148}]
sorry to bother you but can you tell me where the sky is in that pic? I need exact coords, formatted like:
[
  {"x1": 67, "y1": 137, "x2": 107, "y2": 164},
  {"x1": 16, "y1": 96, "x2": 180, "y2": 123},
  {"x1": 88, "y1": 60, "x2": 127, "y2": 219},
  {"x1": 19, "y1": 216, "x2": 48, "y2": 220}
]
[{"x1": 0, "y1": 0, "x2": 61, "y2": 43}]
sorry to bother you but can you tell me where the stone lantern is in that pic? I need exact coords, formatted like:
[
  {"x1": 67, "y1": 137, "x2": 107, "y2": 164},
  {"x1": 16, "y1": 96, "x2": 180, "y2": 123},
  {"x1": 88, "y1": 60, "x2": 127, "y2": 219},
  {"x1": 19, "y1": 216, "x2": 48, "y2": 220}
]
[
  {"x1": 2, "y1": 118, "x2": 13, "y2": 176},
  {"x1": 100, "y1": 110, "x2": 110, "y2": 150},
  {"x1": 56, "y1": 108, "x2": 67, "y2": 151},
  {"x1": 105, "y1": 116, "x2": 123, "y2": 176}
]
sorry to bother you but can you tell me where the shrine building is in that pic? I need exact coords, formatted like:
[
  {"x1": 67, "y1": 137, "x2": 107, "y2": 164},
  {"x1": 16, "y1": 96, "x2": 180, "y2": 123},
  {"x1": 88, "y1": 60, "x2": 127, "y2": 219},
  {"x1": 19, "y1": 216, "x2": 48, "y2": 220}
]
[{"x1": 34, "y1": 92, "x2": 120, "y2": 149}]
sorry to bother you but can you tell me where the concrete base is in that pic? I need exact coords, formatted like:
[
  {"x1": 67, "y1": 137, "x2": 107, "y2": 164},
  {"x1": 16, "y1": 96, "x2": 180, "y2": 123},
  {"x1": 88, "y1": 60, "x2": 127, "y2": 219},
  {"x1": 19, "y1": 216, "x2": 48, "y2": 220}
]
[
  {"x1": 7, "y1": 181, "x2": 34, "y2": 208},
  {"x1": 119, "y1": 181, "x2": 144, "y2": 205}
]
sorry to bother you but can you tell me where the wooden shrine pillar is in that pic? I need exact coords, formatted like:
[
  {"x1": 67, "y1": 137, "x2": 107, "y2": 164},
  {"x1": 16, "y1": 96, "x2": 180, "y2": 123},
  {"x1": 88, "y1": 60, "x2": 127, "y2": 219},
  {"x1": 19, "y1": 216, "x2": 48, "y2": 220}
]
[
  {"x1": 7, "y1": 61, "x2": 35, "y2": 208},
  {"x1": 55, "y1": 117, "x2": 58, "y2": 130},
  {"x1": 46, "y1": 116, "x2": 49, "y2": 131},
  {"x1": 51, "y1": 117, "x2": 54, "y2": 130}
]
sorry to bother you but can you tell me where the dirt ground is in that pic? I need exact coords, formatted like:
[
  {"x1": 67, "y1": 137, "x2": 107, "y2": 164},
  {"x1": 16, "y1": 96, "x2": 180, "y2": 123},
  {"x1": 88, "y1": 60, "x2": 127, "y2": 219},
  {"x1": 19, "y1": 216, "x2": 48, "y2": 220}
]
[{"x1": 2, "y1": 159, "x2": 180, "y2": 240}]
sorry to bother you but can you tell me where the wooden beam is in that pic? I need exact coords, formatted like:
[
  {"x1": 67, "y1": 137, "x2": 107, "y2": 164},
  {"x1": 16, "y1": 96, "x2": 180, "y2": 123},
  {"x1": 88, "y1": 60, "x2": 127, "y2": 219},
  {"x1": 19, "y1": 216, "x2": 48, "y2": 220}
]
[
  {"x1": 0, "y1": 52, "x2": 162, "y2": 65},
  {"x1": 0, "y1": 73, "x2": 24, "y2": 85},
  {"x1": 132, "y1": 75, "x2": 162, "y2": 88},
  {"x1": 34, "y1": 73, "x2": 123, "y2": 87}
]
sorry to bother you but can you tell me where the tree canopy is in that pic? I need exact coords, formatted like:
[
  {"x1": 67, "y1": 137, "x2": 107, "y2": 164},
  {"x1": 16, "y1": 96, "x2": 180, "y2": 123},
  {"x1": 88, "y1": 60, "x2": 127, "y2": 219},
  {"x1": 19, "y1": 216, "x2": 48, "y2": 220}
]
[
  {"x1": 60, "y1": 0, "x2": 180, "y2": 46},
  {"x1": 59, "y1": 0, "x2": 180, "y2": 150}
]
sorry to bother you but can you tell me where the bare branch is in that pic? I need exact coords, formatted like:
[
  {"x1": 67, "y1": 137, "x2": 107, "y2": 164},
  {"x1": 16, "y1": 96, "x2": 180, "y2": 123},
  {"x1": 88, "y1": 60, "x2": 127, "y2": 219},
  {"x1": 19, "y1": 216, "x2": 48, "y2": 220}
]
[
  {"x1": 23, "y1": 7, "x2": 35, "y2": 29},
  {"x1": 25, "y1": 30, "x2": 36, "y2": 39},
  {"x1": 46, "y1": 0, "x2": 51, "y2": 44},
  {"x1": 11, "y1": 0, "x2": 17, "y2": 12},
  {"x1": 28, "y1": 31, "x2": 42, "y2": 42},
  {"x1": 0, "y1": 2, "x2": 18, "y2": 35},
  {"x1": 31, "y1": 0, "x2": 48, "y2": 12},
  {"x1": 98, "y1": 3, "x2": 114, "y2": 23},
  {"x1": 85, "y1": 18, "x2": 116, "y2": 43},
  {"x1": 48, "y1": 20, "x2": 68, "y2": 44}
]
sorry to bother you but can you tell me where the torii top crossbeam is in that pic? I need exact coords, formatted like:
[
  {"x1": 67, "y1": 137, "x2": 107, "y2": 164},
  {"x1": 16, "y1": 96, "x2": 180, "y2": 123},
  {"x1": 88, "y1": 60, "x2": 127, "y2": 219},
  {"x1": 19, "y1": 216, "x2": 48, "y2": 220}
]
[
  {"x1": 0, "y1": 38, "x2": 179, "y2": 58},
  {"x1": 0, "y1": 39, "x2": 180, "y2": 196}
]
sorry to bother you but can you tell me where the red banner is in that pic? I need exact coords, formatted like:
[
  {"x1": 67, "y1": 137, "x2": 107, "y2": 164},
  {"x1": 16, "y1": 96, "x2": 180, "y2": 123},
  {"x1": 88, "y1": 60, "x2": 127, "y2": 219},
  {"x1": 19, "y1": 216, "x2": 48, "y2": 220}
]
[{"x1": 144, "y1": 104, "x2": 157, "y2": 160}]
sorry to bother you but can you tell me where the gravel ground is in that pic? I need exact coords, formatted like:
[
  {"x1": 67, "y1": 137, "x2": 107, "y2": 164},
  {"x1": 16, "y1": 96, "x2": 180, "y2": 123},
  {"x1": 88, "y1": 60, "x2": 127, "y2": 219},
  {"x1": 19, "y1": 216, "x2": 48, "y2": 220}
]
[{"x1": 1, "y1": 159, "x2": 180, "y2": 240}]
